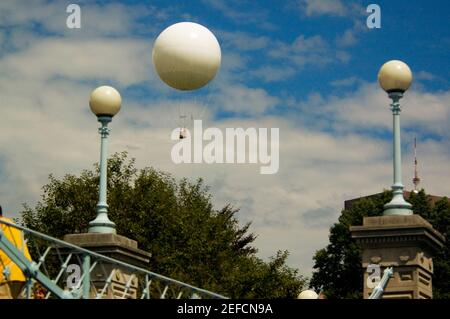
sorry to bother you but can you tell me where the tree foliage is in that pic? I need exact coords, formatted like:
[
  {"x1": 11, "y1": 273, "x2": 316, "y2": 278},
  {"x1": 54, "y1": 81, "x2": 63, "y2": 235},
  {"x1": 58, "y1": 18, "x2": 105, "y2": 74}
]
[
  {"x1": 21, "y1": 152, "x2": 305, "y2": 298},
  {"x1": 310, "y1": 189, "x2": 450, "y2": 299}
]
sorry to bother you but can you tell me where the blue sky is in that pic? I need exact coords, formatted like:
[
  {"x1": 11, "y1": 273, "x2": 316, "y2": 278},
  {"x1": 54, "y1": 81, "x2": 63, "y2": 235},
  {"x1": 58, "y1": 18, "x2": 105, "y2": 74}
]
[
  {"x1": 116, "y1": 0, "x2": 450, "y2": 95},
  {"x1": 0, "y1": 0, "x2": 449, "y2": 277}
]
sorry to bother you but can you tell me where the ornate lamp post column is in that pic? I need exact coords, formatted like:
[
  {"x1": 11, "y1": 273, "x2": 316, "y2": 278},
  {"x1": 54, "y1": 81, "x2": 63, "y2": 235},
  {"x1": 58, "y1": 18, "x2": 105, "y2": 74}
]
[
  {"x1": 88, "y1": 86, "x2": 122, "y2": 233},
  {"x1": 378, "y1": 60, "x2": 413, "y2": 216},
  {"x1": 63, "y1": 83, "x2": 150, "y2": 299},
  {"x1": 351, "y1": 61, "x2": 445, "y2": 299}
]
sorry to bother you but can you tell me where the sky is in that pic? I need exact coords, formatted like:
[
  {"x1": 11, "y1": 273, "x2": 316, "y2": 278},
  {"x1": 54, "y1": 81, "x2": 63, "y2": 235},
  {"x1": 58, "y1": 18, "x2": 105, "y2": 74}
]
[{"x1": 0, "y1": 0, "x2": 449, "y2": 279}]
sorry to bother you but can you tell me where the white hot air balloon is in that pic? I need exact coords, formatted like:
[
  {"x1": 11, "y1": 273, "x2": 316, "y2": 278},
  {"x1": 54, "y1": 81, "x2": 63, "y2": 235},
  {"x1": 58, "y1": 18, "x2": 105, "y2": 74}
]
[
  {"x1": 152, "y1": 22, "x2": 221, "y2": 91},
  {"x1": 152, "y1": 22, "x2": 222, "y2": 139}
]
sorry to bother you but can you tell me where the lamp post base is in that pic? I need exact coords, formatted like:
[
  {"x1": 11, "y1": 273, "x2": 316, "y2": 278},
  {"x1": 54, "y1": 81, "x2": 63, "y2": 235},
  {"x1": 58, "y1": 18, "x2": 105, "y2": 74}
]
[
  {"x1": 383, "y1": 194, "x2": 413, "y2": 216},
  {"x1": 88, "y1": 224, "x2": 116, "y2": 234},
  {"x1": 383, "y1": 206, "x2": 413, "y2": 216},
  {"x1": 88, "y1": 213, "x2": 116, "y2": 234}
]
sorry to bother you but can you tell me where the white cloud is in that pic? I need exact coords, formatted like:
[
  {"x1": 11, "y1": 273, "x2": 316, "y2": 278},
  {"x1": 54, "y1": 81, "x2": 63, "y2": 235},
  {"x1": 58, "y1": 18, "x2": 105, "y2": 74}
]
[
  {"x1": 219, "y1": 30, "x2": 270, "y2": 51},
  {"x1": 0, "y1": 1, "x2": 165, "y2": 37},
  {"x1": 335, "y1": 50, "x2": 351, "y2": 63},
  {"x1": 251, "y1": 66, "x2": 297, "y2": 83},
  {"x1": 327, "y1": 84, "x2": 450, "y2": 137},
  {"x1": 415, "y1": 71, "x2": 436, "y2": 81},
  {"x1": 335, "y1": 19, "x2": 368, "y2": 48},
  {"x1": 0, "y1": 37, "x2": 155, "y2": 86},
  {"x1": 215, "y1": 32, "x2": 340, "y2": 84},
  {"x1": 214, "y1": 85, "x2": 280, "y2": 115},
  {"x1": 330, "y1": 76, "x2": 362, "y2": 87},
  {"x1": 268, "y1": 35, "x2": 333, "y2": 68},
  {"x1": 336, "y1": 28, "x2": 357, "y2": 47},
  {"x1": 202, "y1": 0, "x2": 275, "y2": 30},
  {"x1": 298, "y1": 0, "x2": 346, "y2": 17}
]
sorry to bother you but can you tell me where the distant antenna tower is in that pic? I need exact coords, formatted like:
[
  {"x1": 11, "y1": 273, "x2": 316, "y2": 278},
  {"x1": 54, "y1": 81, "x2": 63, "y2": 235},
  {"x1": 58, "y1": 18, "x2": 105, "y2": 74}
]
[{"x1": 412, "y1": 137, "x2": 421, "y2": 193}]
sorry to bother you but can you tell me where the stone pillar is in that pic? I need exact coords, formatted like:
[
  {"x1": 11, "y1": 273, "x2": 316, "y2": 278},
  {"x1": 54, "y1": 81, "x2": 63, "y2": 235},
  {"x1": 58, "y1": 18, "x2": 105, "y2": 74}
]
[
  {"x1": 62, "y1": 233, "x2": 151, "y2": 299},
  {"x1": 350, "y1": 214, "x2": 444, "y2": 299}
]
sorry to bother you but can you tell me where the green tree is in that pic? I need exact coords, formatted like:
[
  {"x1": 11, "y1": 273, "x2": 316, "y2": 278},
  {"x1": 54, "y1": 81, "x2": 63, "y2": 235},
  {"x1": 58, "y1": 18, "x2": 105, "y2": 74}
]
[
  {"x1": 430, "y1": 196, "x2": 450, "y2": 299},
  {"x1": 310, "y1": 189, "x2": 450, "y2": 299},
  {"x1": 20, "y1": 152, "x2": 305, "y2": 298},
  {"x1": 408, "y1": 190, "x2": 432, "y2": 220}
]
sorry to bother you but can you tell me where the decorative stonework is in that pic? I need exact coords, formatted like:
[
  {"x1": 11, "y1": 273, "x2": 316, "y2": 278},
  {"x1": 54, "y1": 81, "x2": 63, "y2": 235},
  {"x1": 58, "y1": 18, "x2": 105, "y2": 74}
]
[
  {"x1": 61, "y1": 233, "x2": 151, "y2": 299},
  {"x1": 350, "y1": 214, "x2": 444, "y2": 299}
]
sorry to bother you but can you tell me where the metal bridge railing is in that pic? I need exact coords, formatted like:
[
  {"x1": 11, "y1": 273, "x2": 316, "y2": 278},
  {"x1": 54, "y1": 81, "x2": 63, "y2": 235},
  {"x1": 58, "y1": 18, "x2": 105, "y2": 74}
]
[{"x1": 0, "y1": 219, "x2": 227, "y2": 299}]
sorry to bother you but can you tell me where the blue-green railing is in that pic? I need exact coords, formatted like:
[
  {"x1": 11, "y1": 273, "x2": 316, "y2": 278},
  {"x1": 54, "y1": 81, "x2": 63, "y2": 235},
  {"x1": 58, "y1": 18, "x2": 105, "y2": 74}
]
[{"x1": 0, "y1": 219, "x2": 227, "y2": 299}]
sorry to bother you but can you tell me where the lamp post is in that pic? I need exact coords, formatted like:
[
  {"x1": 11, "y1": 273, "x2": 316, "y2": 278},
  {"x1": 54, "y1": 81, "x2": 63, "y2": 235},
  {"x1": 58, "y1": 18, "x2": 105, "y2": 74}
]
[
  {"x1": 378, "y1": 60, "x2": 413, "y2": 216},
  {"x1": 88, "y1": 86, "x2": 122, "y2": 233}
]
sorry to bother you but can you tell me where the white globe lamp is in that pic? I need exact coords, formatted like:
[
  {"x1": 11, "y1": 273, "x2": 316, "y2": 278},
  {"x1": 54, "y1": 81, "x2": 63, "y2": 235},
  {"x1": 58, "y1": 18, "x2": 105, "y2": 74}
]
[
  {"x1": 298, "y1": 290, "x2": 318, "y2": 299},
  {"x1": 89, "y1": 86, "x2": 122, "y2": 117},
  {"x1": 378, "y1": 60, "x2": 413, "y2": 93}
]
